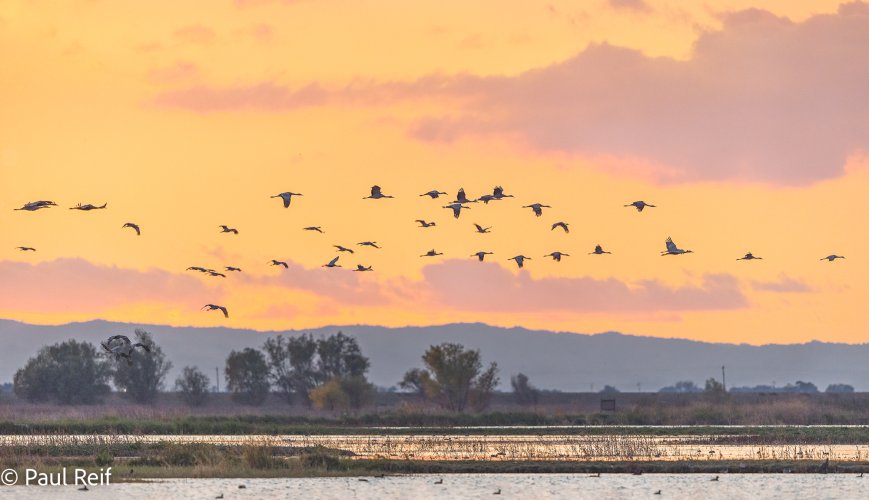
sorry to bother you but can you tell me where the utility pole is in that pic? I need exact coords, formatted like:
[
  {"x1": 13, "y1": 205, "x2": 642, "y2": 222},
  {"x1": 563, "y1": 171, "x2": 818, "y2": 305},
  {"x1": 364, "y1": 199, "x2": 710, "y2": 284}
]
[
  {"x1": 215, "y1": 367, "x2": 220, "y2": 393},
  {"x1": 721, "y1": 365, "x2": 726, "y2": 392}
]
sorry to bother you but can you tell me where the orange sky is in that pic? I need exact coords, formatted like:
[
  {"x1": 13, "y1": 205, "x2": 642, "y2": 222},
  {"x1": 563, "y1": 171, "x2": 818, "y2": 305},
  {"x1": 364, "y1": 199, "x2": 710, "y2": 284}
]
[{"x1": 1, "y1": 0, "x2": 867, "y2": 344}]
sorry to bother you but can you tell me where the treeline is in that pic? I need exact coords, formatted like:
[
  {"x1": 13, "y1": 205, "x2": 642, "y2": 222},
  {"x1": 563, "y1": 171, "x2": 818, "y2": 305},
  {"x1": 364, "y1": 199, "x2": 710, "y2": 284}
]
[
  {"x1": 657, "y1": 380, "x2": 854, "y2": 394},
  {"x1": 8, "y1": 329, "x2": 545, "y2": 412}
]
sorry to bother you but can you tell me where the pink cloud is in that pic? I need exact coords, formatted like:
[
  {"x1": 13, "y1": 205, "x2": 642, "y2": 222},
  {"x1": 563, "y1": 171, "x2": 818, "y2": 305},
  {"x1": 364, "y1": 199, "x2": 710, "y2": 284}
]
[
  {"x1": 0, "y1": 259, "x2": 215, "y2": 313},
  {"x1": 419, "y1": 260, "x2": 747, "y2": 313},
  {"x1": 154, "y1": 83, "x2": 327, "y2": 112},
  {"x1": 608, "y1": 0, "x2": 651, "y2": 12},
  {"x1": 173, "y1": 25, "x2": 216, "y2": 44},
  {"x1": 752, "y1": 275, "x2": 812, "y2": 293}
]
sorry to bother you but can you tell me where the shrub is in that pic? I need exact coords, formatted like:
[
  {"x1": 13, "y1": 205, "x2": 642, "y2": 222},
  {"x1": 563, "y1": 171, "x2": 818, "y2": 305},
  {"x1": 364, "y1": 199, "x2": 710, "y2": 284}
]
[{"x1": 175, "y1": 366, "x2": 211, "y2": 406}]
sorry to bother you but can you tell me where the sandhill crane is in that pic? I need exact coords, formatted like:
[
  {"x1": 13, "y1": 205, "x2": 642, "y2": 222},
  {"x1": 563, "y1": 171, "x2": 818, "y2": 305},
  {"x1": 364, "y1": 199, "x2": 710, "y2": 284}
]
[
  {"x1": 14, "y1": 200, "x2": 57, "y2": 211},
  {"x1": 122, "y1": 223, "x2": 141, "y2": 236},
  {"x1": 303, "y1": 226, "x2": 324, "y2": 233},
  {"x1": 225, "y1": 266, "x2": 242, "y2": 272},
  {"x1": 454, "y1": 188, "x2": 476, "y2": 204},
  {"x1": 589, "y1": 244, "x2": 611, "y2": 255},
  {"x1": 334, "y1": 245, "x2": 355, "y2": 253},
  {"x1": 353, "y1": 264, "x2": 373, "y2": 272},
  {"x1": 70, "y1": 203, "x2": 107, "y2": 211},
  {"x1": 523, "y1": 203, "x2": 550, "y2": 217},
  {"x1": 202, "y1": 304, "x2": 229, "y2": 318},
  {"x1": 416, "y1": 219, "x2": 436, "y2": 228},
  {"x1": 219, "y1": 225, "x2": 239, "y2": 234},
  {"x1": 358, "y1": 241, "x2": 380, "y2": 249},
  {"x1": 474, "y1": 224, "x2": 491, "y2": 234},
  {"x1": 187, "y1": 266, "x2": 212, "y2": 273},
  {"x1": 544, "y1": 251, "x2": 569, "y2": 262},
  {"x1": 821, "y1": 255, "x2": 845, "y2": 261},
  {"x1": 269, "y1": 259, "x2": 289, "y2": 268},
  {"x1": 443, "y1": 203, "x2": 470, "y2": 219},
  {"x1": 420, "y1": 190, "x2": 447, "y2": 199},
  {"x1": 625, "y1": 201, "x2": 655, "y2": 212},
  {"x1": 492, "y1": 186, "x2": 513, "y2": 199},
  {"x1": 661, "y1": 237, "x2": 693, "y2": 256},
  {"x1": 551, "y1": 222, "x2": 569, "y2": 233},
  {"x1": 421, "y1": 249, "x2": 443, "y2": 257},
  {"x1": 207, "y1": 271, "x2": 226, "y2": 278},
  {"x1": 471, "y1": 251, "x2": 493, "y2": 262},
  {"x1": 101, "y1": 334, "x2": 151, "y2": 365},
  {"x1": 737, "y1": 252, "x2": 762, "y2": 260},
  {"x1": 509, "y1": 255, "x2": 531, "y2": 268},
  {"x1": 476, "y1": 194, "x2": 500, "y2": 204},
  {"x1": 323, "y1": 256, "x2": 341, "y2": 268},
  {"x1": 364, "y1": 185, "x2": 394, "y2": 199},
  {"x1": 271, "y1": 192, "x2": 302, "y2": 208},
  {"x1": 16, "y1": 246, "x2": 36, "y2": 251}
]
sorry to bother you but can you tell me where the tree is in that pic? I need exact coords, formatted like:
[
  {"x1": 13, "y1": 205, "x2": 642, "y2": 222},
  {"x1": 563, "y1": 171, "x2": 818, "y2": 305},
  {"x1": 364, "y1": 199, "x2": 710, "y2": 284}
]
[
  {"x1": 825, "y1": 383, "x2": 855, "y2": 393},
  {"x1": 225, "y1": 348, "x2": 270, "y2": 405},
  {"x1": 262, "y1": 332, "x2": 373, "y2": 407},
  {"x1": 263, "y1": 334, "x2": 318, "y2": 404},
  {"x1": 402, "y1": 343, "x2": 499, "y2": 412},
  {"x1": 175, "y1": 366, "x2": 211, "y2": 406},
  {"x1": 704, "y1": 378, "x2": 726, "y2": 394},
  {"x1": 599, "y1": 385, "x2": 620, "y2": 394},
  {"x1": 309, "y1": 379, "x2": 349, "y2": 411},
  {"x1": 659, "y1": 381, "x2": 702, "y2": 393},
  {"x1": 398, "y1": 368, "x2": 430, "y2": 396},
  {"x1": 13, "y1": 340, "x2": 111, "y2": 404},
  {"x1": 111, "y1": 329, "x2": 172, "y2": 404},
  {"x1": 511, "y1": 373, "x2": 540, "y2": 406}
]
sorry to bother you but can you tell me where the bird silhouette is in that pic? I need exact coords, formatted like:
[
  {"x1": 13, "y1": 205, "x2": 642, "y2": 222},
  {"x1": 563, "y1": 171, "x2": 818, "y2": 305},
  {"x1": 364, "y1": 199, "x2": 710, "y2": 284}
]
[
  {"x1": 625, "y1": 200, "x2": 656, "y2": 212},
  {"x1": 225, "y1": 266, "x2": 242, "y2": 272},
  {"x1": 661, "y1": 237, "x2": 693, "y2": 256},
  {"x1": 471, "y1": 251, "x2": 494, "y2": 261},
  {"x1": 207, "y1": 271, "x2": 226, "y2": 278},
  {"x1": 551, "y1": 222, "x2": 569, "y2": 233},
  {"x1": 187, "y1": 266, "x2": 212, "y2": 273},
  {"x1": 421, "y1": 249, "x2": 443, "y2": 257},
  {"x1": 219, "y1": 225, "x2": 239, "y2": 234},
  {"x1": 474, "y1": 223, "x2": 492, "y2": 234},
  {"x1": 821, "y1": 255, "x2": 845, "y2": 261},
  {"x1": 70, "y1": 203, "x2": 107, "y2": 211},
  {"x1": 15, "y1": 200, "x2": 57, "y2": 211},
  {"x1": 493, "y1": 489, "x2": 501, "y2": 495},
  {"x1": 364, "y1": 185, "x2": 394, "y2": 199},
  {"x1": 737, "y1": 252, "x2": 762, "y2": 260},
  {"x1": 509, "y1": 255, "x2": 531, "y2": 268},
  {"x1": 353, "y1": 265, "x2": 373, "y2": 272},
  {"x1": 476, "y1": 194, "x2": 500, "y2": 204},
  {"x1": 589, "y1": 244, "x2": 611, "y2": 255},
  {"x1": 492, "y1": 186, "x2": 513, "y2": 199},
  {"x1": 454, "y1": 188, "x2": 476, "y2": 204},
  {"x1": 122, "y1": 223, "x2": 141, "y2": 236},
  {"x1": 711, "y1": 476, "x2": 719, "y2": 481},
  {"x1": 334, "y1": 245, "x2": 355, "y2": 253},
  {"x1": 322, "y1": 256, "x2": 341, "y2": 268},
  {"x1": 420, "y1": 190, "x2": 447, "y2": 199},
  {"x1": 434, "y1": 478, "x2": 443, "y2": 485},
  {"x1": 269, "y1": 260, "x2": 289, "y2": 268},
  {"x1": 544, "y1": 251, "x2": 569, "y2": 262},
  {"x1": 101, "y1": 334, "x2": 151, "y2": 365},
  {"x1": 358, "y1": 241, "x2": 381, "y2": 249},
  {"x1": 303, "y1": 226, "x2": 324, "y2": 233},
  {"x1": 443, "y1": 203, "x2": 470, "y2": 219},
  {"x1": 415, "y1": 219, "x2": 436, "y2": 228},
  {"x1": 202, "y1": 304, "x2": 229, "y2": 318},
  {"x1": 271, "y1": 191, "x2": 302, "y2": 208},
  {"x1": 523, "y1": 203, "x2": 550, "y2": 217},
  {"x1": 16, "y1": 246, "x2": 36, "y2": 252}
]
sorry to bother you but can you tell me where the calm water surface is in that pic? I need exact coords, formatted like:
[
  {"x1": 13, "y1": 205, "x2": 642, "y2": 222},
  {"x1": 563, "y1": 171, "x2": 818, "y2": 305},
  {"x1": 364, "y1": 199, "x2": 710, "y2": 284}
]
[{"x1": 1, "y1": 474, "x2": 866, "y2": 499}]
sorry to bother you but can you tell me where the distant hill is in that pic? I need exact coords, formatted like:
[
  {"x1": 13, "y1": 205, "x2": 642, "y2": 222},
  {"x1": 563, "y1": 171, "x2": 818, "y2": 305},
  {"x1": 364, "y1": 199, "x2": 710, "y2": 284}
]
[{"x1": 1, "y1": 319, "x2": 867, "y2": 391}]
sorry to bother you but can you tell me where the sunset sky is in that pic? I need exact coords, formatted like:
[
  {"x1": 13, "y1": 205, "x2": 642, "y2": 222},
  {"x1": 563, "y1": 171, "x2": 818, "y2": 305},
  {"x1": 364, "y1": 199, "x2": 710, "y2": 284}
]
[{"x1": 1, "y1": 0, "x2": 867, "y2": 344}]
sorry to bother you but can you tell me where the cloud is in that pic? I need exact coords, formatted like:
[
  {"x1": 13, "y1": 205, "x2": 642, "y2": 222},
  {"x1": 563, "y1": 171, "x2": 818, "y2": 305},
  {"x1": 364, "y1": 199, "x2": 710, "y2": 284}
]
[
  {"x1": 153, "y1": 4, "x2": 869, "y2": 184},
  {"x1": 147, "y1": 61, "x2": 200, "y2": 83},
  {"x1": 0, "y1": 259, "x2": 214, "y2": 313},
  {"x1": 608, "y1": 0, "x2": 651, "y2": 12},
  {"x1": 419, "y1": 260, "x2": 747, "y2": 313},
  {"x1": 173, "y1": 25, "x2": 216, "y2": 44},
  {"x1": 752, "y1": 275, "x2": 812, "y2": 293}
]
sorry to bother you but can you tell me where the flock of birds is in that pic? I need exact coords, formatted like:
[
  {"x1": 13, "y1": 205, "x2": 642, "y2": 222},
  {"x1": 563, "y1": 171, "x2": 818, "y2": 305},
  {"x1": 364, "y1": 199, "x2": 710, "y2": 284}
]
[{"x1": 13, "y1": 186, "x2": 846, "y2": 323}]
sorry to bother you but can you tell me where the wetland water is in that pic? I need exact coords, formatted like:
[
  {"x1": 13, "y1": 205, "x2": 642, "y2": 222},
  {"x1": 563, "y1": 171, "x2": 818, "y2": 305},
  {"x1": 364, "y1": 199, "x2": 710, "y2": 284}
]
[
  {"x1": 3, "y1": 434, "x2": 868, "y2": 461},
  {"x1": 1, "y1": 474, "x2": 867, "y2": 499}
]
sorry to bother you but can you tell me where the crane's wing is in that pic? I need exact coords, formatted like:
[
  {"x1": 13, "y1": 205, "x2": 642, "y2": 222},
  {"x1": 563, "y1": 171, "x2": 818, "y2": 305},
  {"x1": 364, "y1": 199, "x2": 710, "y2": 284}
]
[
  {"x1": 328, "y1": 256, "x2": 339, "y2": 266},
  {"x1": 665, "y1": 238, "x2": 677, "y2": 253},
  {"x1": 371, "y1": 185, "x2": 382, "y2": 197}
]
